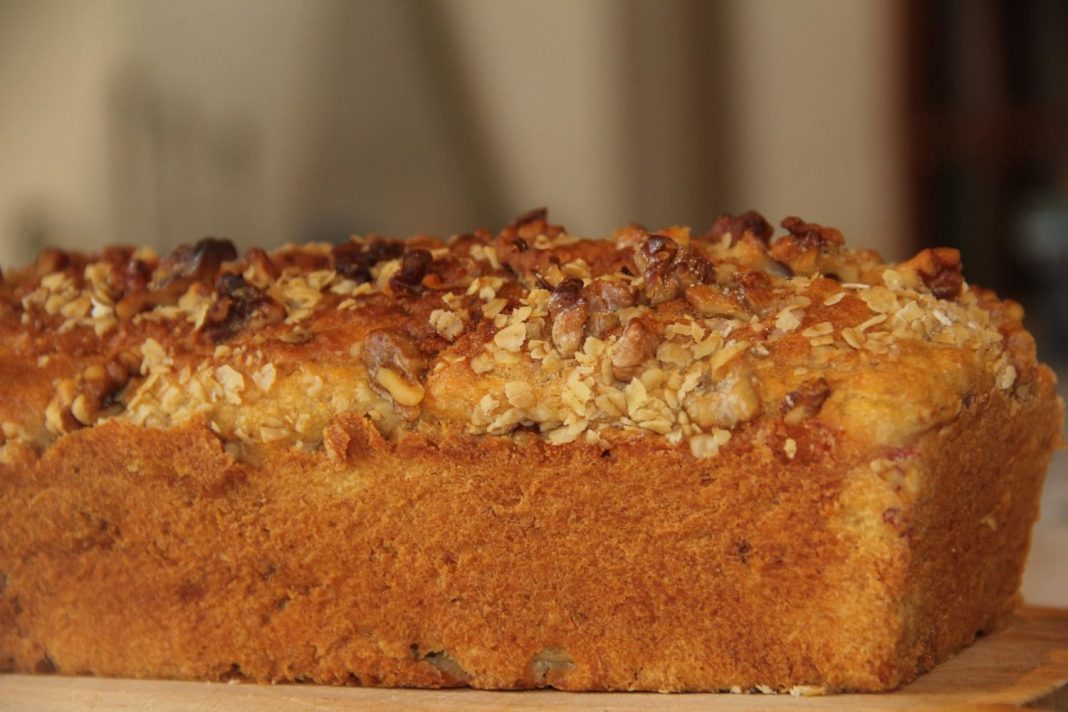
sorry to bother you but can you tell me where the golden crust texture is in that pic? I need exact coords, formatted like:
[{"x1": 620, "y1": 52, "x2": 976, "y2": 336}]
[{"x1": 0, "y1": 210, "x2": 1062, "y2": 692}]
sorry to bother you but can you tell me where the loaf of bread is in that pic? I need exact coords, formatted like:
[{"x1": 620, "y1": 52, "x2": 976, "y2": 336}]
[{"x1": 0, "y1": 210, "x2": 1061, "y2": 692}]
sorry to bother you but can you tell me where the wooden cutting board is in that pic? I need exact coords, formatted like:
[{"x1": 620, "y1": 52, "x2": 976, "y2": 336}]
[{"x1": 2, "y1": 607, "x2": 1066, "y2": 711}]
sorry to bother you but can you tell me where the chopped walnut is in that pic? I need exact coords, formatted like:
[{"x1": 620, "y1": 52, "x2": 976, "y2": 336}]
[
  {"x1": 115, "y1": 238, "x2": 237, "y2": 319},
  {"x1": 389, "y1": 248, "x2": 433, "y2": 295},
  {"x1": 897, "y1": 247, "x2": 963, "y2": 300},
  {"x1": 689, "y1": 428, "x2": 732, "y2": 459},
  {"x1": 684, "y1": 369, "x2": 760, "y2": 429},
  {"x1": 207, "y1": 273, "x2": 286, "y2": 341},
  {"x1": 548, "y1": 278, "x2": 589, "y2": 357},
  {"x1": 634, "y1": 235, "x2": 715, "y2": 305},
  {"x1": 331, "y1": 239, "x2": 404, "y2": 284},
  {"x1": 672, "y1": 246, "x2": 716, "y2": 290},
  {"x1": 530, "y1": 647, "x2": 574, "y2": 684},
  {"x1": 363, "y1": 329, "x2": 427, "y2": 384},
  {"x1": 499, "y1": 207, "x2": 562, "y2": 243},
  {"x1": 152, "y1": 238, "x2": 236, "y2": 291},
  {"x1": 708, "y1": 210, "x2": 773, "y2": 246},
  {"x1": 45, "y1": 355, "x2": 138, "y2": 434},
  {"x1": 634, "y1": 235, "x2": 677, "y2": 305},
  {"x1": 584, "y1": 278, "x2": 635, "y2": 312},
  {"x1": 685, "y1": 285, "x2": 749, "y2": 319},
  {"x1": 611, "y1": 317, "x2": 659, "y2": 381},
  {"x1": 361, "y1": 330, "x2": 428, "y2": 411},
  {"x1": 243, "y1": 247, "x2": 279, "y2": 287},
  {"x1": 782, "y1": 377, "x2": 831, "y2": 424},
  {"x1": 769, "y1": 217, "x2": 849, "y2": 278}
]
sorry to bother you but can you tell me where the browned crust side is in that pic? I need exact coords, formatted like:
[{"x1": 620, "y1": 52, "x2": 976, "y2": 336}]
[
  {"x1": 892, "y1": 363, "x2": 1063, "y2": 679},
  {"x1": 0, "y1": 363, "x2": 1059, "y2": 692},
  {"x1": 3, "y1": 414, "x2": 882, "y2": 691}
]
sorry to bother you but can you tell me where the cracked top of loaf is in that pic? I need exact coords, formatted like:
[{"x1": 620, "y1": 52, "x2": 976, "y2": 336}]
[{"x1": 0, "y1": 209, "x2": 1044, "y2": 463}]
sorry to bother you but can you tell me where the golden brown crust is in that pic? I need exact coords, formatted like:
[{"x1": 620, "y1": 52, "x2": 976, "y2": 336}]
[
  {"x1": 0, "y1": 211, "x2": 1035, "y2": 457},
  {"x1": 0, "y1": 211, "x2": 1062, "y2": 691}
]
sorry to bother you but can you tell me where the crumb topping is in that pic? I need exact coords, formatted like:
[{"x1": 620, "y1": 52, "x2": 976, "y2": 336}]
[{"x1": 0, "y1": 210, "x2": 1036, "y2": 458}]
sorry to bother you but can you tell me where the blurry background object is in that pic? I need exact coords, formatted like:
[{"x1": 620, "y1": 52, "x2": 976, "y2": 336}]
[
  {"x1": 0, "y1": 0, "x2": 905, "y2": 260},
  {"x1": 0, "y1": 0, "x2": 1064, "y2": 605},
  {"x1": 901, "y1": 1, "x2": 1068, "y2": 610},
  {"x1": 903, "y1": 0, "x2": 1068, "y2": 355}
]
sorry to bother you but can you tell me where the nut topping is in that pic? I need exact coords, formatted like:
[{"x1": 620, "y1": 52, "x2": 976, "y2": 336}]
[
  {"x1": 207, "y1": 273, "x2": 286, "y2": 341},
  {"x1": 8, "y1": 209, "x2": 1022, "y2": 459},
  {"x1": 152, "y1": 238, "x2": 237, "y2": 291},
  {"x1": 634, "y1": 235, "x2": 715, "y2": 305},
  {"x1": 611, "y1": 317, "x2": 660, "y2": 381},
  {"x1": 898, "y1": 247, "x2": 963, "y2": 300},
  {"x1": 389, "y1": 248, "x2": 433, "y2": 295},
  {"x1": 583, "y1": 278, "x2": 635, "y2": 337},
  {"x1": 244, "y1": 247, "x2": 279, "y2": 287},
  {"x1": 115, "y1": 238, "x2": 237, "y2": 319},
  {"x1": 769, "y1": 217, "x2": 846, "y2": 277},
  {"x1": 45, "y1": 355, "x2": 137, "y2": 435},
  {"x1": 684, "y1": 369, "x2": 761, "y2": 430},
  {"x1": 363, "y1": 329, "x2": 427, "y2": 408},
  {"x1": 708, "y1": 210, "x2": 773, "y2": 246},
  {"x1": 332, "y1": 239, "x2": 405, "y2": 283},
  {"x1": 548, "y1": 278, "x2": 589, "y2": 357},
  {"x1": 782, "y1": 377, "x2": 831, "y2": 424}
]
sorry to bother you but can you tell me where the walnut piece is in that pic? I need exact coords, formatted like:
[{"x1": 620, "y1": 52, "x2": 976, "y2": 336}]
[
  {"x1": 899, "y1": 247, "x2": 963, "y2": 300},
  {"x1": 769, "y1": 217, "x2": 848, "y2": 278},
  {"x1": 708, "y1": 210, "x2": 773, "y2": 246},
  {"x1": 634, "y1": 235, "x2": 715, "y2": 305},
  {"x1": 207, "y1": 273, "x2": 286, "y2": 342},
  {"x1": 363, "y1": 329, "x2": 428, "y2": 408},
  {"x1": 548, "y1": 278, "x2": 589, "y2": 357},
  {"x1": 783, "y1": 377, "x2": 831, "y2": 424},
  {"x1": 612, "y1": 317, "x2": 659, "y2": 381}
]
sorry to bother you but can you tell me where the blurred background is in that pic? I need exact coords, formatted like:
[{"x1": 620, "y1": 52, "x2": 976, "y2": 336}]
[{"x1": 0, "y1": 0, "x2": 1065, "y2": 605}]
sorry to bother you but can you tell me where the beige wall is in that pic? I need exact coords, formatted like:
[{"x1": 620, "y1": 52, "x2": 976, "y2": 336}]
[
  {"x1": 0, "y1": 0, "x2": 124, "y2": 263},
  {"x1": 722, "y1": 0, "x2": 906, "y2": 259},
  {"x1": 0, "y1": 0, "x2": 908, "y2": 269}
]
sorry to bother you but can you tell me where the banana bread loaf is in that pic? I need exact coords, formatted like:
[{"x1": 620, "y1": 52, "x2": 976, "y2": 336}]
[{"x1": 0, "y1": 210, "x2": 1061, "y2": 692}]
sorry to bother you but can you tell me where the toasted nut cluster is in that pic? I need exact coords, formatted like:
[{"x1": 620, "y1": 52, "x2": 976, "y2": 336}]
[
  {"x1": 898, "y1": 247, "x2": 964, "y2": 300},
  {"x1": 683, "y1": 369, "x2": 761, "y2": 430},
  {"x1": 45, "y1": 353, "x2": 140, "y2": 435},
  {"x1": 115, "y1": 238, "x2": 236, "y2": 320},
  {"x1": 331, "y1": 239, "x2": 405, "y2": 284},
  {"x1": 363, "y1": 329, "x2": 427, "y2": 408},
  {"x1": 207, "y1": 273, "x2": 286, "y2": 342},
  {"x1": 585, "y1": 278, "x2": 635, "y2": 335},
  {"x1": 389, "y1": 248, "x2": 433, "y2": 295},
  {"x1": 243, "y1": 247, "x2": 279, "y2": 287},
  {"x1": 634, "y1": 235, "x2": 715, "y2": 305},
  {"x1": 708, "y1": 210, "x2": 774, "y2": 246},
  {"x1": 767, "y1": 217, "x2": 848, "y2": 278},
  {"x1": 8, "y1": 207, "x2": 1027, "y2": 460},
  {"x1": 548, "y1": 279, "x2": 589, "y2": 357},
  {"x1": 611, "y1": 317, "x2": 660, "y2": 381},
  {"x1": 685, "y1": 284, "x2": 746, "y2": 320}
]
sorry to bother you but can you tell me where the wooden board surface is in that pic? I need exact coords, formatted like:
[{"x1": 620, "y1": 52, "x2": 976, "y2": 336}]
[{"x1": 2, "y1": 607, "x2": 1067, "y2": 711}]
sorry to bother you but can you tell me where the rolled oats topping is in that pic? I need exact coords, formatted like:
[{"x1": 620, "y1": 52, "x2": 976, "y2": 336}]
[{"x1": 0, "y1": 209, "x2": 1034, "y2": 458}]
